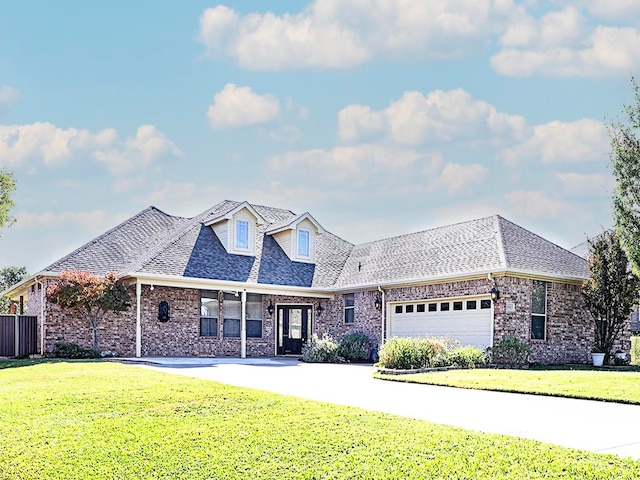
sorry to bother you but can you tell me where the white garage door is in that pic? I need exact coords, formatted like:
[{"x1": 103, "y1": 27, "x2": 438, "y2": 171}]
[{"x1": 389, "y1": 297, "x2": 493, "y2": 349}]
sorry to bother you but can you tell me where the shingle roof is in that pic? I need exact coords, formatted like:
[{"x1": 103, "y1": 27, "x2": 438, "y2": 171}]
[
  {"x1": 39, "y1": 203, "x2": 586, "y2": 291},
  {"x1": 333, "y1": 215, "x2": 587, "y2": 288}
]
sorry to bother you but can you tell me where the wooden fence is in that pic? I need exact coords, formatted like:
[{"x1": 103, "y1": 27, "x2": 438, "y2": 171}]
[{"x1": 0, "y1": 315, "x2": 38, "y2": 357}]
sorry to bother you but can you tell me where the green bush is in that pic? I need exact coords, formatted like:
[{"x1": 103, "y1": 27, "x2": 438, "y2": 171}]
[
  {"x1": 488, "y1": 336, "x2": 532, "y2": 367},
  {"x1": 632, "y1": 336, "x2": 640, "y2": 365},
  {"x1": 301, "y1": 334, "x2": 338, "y2": 363},
  {"x1": 337, "y1": 331, "x2": 370, "y2": 361},
  {"x1": 446, "y1": 345, "x2": 488, "y2": 368},
  {"x1": 52, "y1": 342, "x2": 100, "y2": 359},
  {"x1": 378, "y1": 337, "x2": 445, "y2": 370}
]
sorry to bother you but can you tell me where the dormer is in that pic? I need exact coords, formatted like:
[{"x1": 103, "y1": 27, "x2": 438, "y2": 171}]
[
  {"x1": 266, "y1": 212, "x2": 324, "y2": 263},
  {"x1": 205, "y1": 202, "x2": 265, "y2": 256}
]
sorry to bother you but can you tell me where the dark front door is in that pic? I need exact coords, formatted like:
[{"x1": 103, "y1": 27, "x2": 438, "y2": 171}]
[{"x1": 277, "y1": 306, "x2": 311, "y2": 355}]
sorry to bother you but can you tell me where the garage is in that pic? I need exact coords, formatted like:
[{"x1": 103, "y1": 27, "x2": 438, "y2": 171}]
[{"x1": 388, "y1": 296, "x2": 493, "y2": 349}]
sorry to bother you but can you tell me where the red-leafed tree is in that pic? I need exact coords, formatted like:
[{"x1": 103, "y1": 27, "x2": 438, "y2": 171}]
[{"x1": 47, "y1": 270, "x2": 131, "y2": 352}]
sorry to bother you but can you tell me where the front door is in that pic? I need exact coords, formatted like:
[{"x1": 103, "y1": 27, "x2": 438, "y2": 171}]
[{"x1": 277, "y1": 305, "x2": 311, "y2": 355}]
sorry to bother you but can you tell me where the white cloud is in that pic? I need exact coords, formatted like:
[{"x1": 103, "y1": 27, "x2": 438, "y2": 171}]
[
  {"x1": 269, "y1": 144, "x2": 441, "y2": 183},
  {"x1": 0, "y1": 86, "x2": 20, "y2": 112},
  {"x1": 435, "y1": 163, "x2": 487, "y2": 194},
  {"x1": 13, "y1": 210, "x2": 129, "y2": 234},
  {"x1": 503, "y1": 190, "x2": 569, "y2": 218},
  {"x1": 491, "y1": 9, "x2": 640, "y2": 77},
  {"x1": 207, "y1": 83, "x2": 280, "y2": 129},
  {"x1": 576, "y1": 0, "x2": 640, "y2": 20},
  {"x1": 498, "y1": 118, "x2": 608, "y2": 165},
  {"x1": 339, "y1": 88, "x2": 526, "y2": 145},
  {"x1": 0, "y1": 122, "x2": 116, "y2": 166},
  {"x1": 556, "y1": 172, "x2": 613, "y2": 194},
  {"x1": 198, "y1": 1, "x2": 516, "y2": 70},
  {"x1": 93, "y1": 125, "x2": 182, "y2": 174}
]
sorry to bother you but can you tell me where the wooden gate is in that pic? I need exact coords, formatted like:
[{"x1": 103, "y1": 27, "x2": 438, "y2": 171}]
[{"x1": 0, "y1": 315, "x2": 38, "y2": 357}]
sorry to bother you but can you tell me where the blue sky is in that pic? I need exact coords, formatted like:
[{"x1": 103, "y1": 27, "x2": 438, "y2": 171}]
[{"x1": 0, "y1": 1, "x2": 638, "y2": 273}]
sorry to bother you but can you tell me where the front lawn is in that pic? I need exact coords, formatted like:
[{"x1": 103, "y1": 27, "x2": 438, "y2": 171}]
[
  {"x1": 0, "y1": 361, "x2": 638, "y2": 479},
  {"x1": 374, "y1": 367, "x2": 640, "y2": 404}
]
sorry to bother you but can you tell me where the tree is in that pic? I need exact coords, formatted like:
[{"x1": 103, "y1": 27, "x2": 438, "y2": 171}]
[
  {"x1": 47, "y1": 270, "x2": 132, "y2": 352},
  {"x1": 611, "y1": 77, "x2": 640, "y2": 276},
  {"x1": 0, "y1": 266, "x2": 28, "y2": 313},
  {"x1": 582, "y1": 231, "x2": 640, "y2": 363},
  {"x1": 0, "y1": 168, "x2": 16, "y2": 235}
]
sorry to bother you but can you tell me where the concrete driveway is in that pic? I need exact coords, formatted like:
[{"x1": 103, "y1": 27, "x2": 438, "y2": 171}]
[{"x1": 124, "y1": 357, "x2": 640, "y2": 460}]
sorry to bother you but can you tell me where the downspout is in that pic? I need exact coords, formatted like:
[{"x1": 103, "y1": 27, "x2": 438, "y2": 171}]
[
  {"x1": 35, "y1": 276, "x2": 45, "y2": 356},
  {"x1": 240, "y1": 289, "x2": 247, "y2": 358},
  {"x1": 136, "y1": 281, "x2": 141, "y2": 357},
  {"x1": 378, "y1": 286, "x2": 385, "y2": 347}
]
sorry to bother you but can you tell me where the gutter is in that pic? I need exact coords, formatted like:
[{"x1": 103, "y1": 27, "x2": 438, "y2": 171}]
[
  {"x1": 378, "y1": 286, "x2": 385, "y2": 348},
  {"x1": 35, "y1": 276, "x2": 45, "y2": 356}
]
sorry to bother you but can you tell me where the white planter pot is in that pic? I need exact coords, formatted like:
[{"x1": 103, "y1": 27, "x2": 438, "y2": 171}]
[{"x1": 591, "y1": 352, "x2": 605, "y2": 367}]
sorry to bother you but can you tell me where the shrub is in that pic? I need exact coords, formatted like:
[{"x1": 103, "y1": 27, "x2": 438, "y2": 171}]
[
  {"x1": 301, "y1": 334, "x2": 338, "y2": 363},
  {"x1": 337, "y1": 331, "x2": 370, "y2": 361},
  {"x1": 632, "y1": 336, "x2": 640, "y2": 365},
  {"x1": 378, "y1": 337, "x2": 443, "y2": 370},
  {"x1": 446, "y1": 345, "x2": 488, "y2": 368},
  {"x1": 488, "y1": 336, "x2": 532, "y2": 367},
  {"x1": 52, "y1": 342, "x2": 100, "y2": 359}
]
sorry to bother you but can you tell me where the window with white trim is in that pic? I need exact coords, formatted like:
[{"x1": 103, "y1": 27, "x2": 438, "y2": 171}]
[
  {"x1": 200, "y1": 290, "x2": 218, "y2": 337},
  {"x1": 531, "y1": 280, "x2": 547, "y2": 340},
  {"x1": 223, "y1": 293, "x2": 241, "y2": 338},
  {"x1": 235, "y1": 220, "x2": 249, "y2": 250},
  {"x1": 298, "y1": 229, "x2": 310, "y2": 258},
  {"x1": 246, "y1": 293, "x2": 263, "y2": 338},
  {"x1": 344, "y1": 293, "x2": 355, "y2": 323}
]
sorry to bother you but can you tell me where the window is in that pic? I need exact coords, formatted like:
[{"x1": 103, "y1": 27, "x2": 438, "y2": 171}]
[
  {"x1": 298, "y1": 230, "x2": 310, "y2": 257},
  {"x1": 480, "y1": 299, "x2": 491, "y2": 309},
  {"x1": 417, "y1": 304, "x2": 425, "y2": 313},
  {"x1": 406, "y1": 304, "x2": 414, "y2": 313},
  {"x1": 440, "y1": 302, "x2": 450, "y2": 311},
  {"x1": 223, "y1": 293, "x2": 241, "y2": 337},
  {"x1": 467, "y1": 300, "x2": 477, "y2": 310},
  {"x1": 453, "y1": 301, "x2": 463, "y2": 311},
  {"x1": 200, "y1": 290, "x2": 218, "y2": 337},
  {"x1": 235, "y1": 220, "x2": 249, "y2": 250},
  {"x1": 246, "y1": 293, "x2": 263, "y2": 338},
  {"x1": 395, "y1": 305, "x2": 403, "y2": 314},
  {"x1": 428, "y1": 303, "x2": 437, "y2": 312},
  {"x1": 344, "y1": 293, "x2": 355, "y2": 323},
  {"x1": 531, "y1": 280, "x2": 547, "y2": 340}
]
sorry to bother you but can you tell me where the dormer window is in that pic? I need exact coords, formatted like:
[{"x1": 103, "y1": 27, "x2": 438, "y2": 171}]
[
  {"x1": 235, "y1": 220, "x2": 249, "y2": 250},
  {"x1": 298, "y1": 230, "x2": 310, "y2": 258}
]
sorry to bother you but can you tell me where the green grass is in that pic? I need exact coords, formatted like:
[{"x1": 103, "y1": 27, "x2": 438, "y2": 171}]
[
  {"x1": 374, "y1": 367, "x2": 640, "y2": 404},
  {"x1": 1, "y1": 361, "x2": 639, "y2": 479}
]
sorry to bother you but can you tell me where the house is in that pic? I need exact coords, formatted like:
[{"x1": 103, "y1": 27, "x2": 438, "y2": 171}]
[{"x1": 3, "y1": 199, "x2": 625, "y2": 364}]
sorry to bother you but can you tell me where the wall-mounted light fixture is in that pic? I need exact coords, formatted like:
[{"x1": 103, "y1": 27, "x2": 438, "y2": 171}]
[
  {"x1": 316, "y1": 304, "x2": 324, "y2": 315},
  {"x1": 374, "y1": 293, "x2": 382, "y2": 311},
  {"x1": 158, "y1": 300, "x2": 170, "y2": 322},
  {"x1": 490, "y1": 283, "x2": 500, "y2": 303},
  {"x1": 267, "y1": 300, "x2": 274, "y2": 316}
]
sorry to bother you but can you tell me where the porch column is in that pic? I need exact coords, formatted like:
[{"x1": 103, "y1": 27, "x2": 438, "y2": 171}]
[
  {"x1": 136, "y1": 281, "x2": 141, "y2": 357},
  {"x1": 240, "y1": 290, "x2": 247, "y2": 358}
]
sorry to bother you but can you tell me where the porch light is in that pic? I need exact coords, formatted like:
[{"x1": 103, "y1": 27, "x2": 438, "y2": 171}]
[
  {"x1": 267, "y1": 301, "x2": 274, "y2": 316},
  {"x1": 490, "y1": 284, "x2": 500, "y2": 302},
  {"x1": 316, "y1": 304, "x2": 324, "y2": 315},
  {"x1": 374, "y1": 293, "x2": 382, "y2": 311}
]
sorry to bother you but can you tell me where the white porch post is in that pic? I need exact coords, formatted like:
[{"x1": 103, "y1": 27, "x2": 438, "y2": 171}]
[
  {"x1": 136, "y1": 281, "x2": 142, "y2": 357},
  {"x1": 240, "y1": 290, "x2": 247, "y2": 358}
]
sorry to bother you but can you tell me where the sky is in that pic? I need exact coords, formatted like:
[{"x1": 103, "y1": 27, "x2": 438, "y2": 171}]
[{"x1": 0, "y1": 0, "x2": 639, "y2": 274}]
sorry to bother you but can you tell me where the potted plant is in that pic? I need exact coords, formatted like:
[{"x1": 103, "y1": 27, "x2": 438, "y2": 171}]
[{"x1": 591, "y1": 347, "x2": 605, "y2": 367}]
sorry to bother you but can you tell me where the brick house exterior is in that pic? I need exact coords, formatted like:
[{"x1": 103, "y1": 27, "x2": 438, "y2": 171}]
[{"x1": 6, "y1": 199, "x2": 625, "y2": 364}]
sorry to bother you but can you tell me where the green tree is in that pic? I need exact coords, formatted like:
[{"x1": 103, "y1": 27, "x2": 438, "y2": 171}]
[
  {"x1": 47, "y1": 270, "x2": 132, "y2": 352},
  {"x1": 582, "y1": 231, "x2": 640, "y2": 363},
  {"x1": 611, "y1": 77, "x2": 640, "y2": 275},
  {"x1": 0, "y1": 266, "x2": 28, "y2": 313},
  {"x1": 0, "y1": 168, "x2": 16, "y2": 235}
]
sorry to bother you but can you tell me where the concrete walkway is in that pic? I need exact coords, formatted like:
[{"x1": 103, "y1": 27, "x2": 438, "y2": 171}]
[{"x1": 123, "y1": 357, "x2": 640, "y2": 460}]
